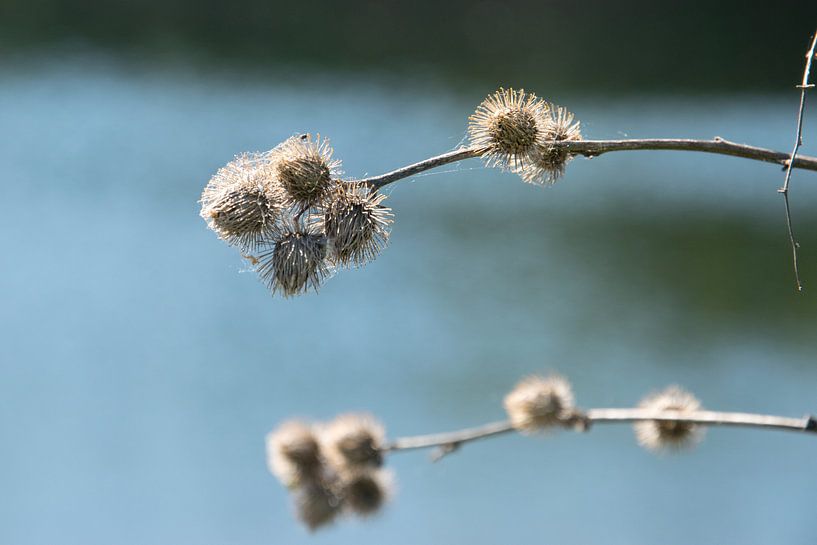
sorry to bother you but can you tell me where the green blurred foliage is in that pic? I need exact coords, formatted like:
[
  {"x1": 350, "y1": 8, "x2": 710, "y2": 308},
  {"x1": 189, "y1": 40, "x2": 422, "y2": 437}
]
[{"x1": 2, "y1": 0, "x2": 816, "y2": 93}]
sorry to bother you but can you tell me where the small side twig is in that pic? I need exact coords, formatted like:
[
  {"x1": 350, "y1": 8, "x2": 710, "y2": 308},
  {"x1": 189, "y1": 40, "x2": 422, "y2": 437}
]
[
  {"x1": 383, "y1": 410, "x2": 817, "y2": 460},
  {"x1": 778, "y1": 29, "x2": 817, "y2": 292}
]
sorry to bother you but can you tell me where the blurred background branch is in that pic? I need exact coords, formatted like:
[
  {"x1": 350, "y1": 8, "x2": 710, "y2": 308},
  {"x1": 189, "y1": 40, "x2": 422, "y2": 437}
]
[{"x1": 385, "y1": 410, "x2": 817, "y2": 459}]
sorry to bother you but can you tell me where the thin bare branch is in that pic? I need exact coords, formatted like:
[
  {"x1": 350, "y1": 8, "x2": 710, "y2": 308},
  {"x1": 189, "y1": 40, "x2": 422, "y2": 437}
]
[
  {"x1": 384, "y1": 410, "x2": 817, "y2": 459},
  {"x1": 359, "y1": 139, "x2": 817, "y2": 190},
  {"x1": 780, "y1": 30, "x2": 817, "y2": 194},
  {"x1": 778, "y1": 29, "x2": 817, "y2": 291},
  {"x1": 361, "y1": 147, "x2": 484, "y2": 189},
  {"x1": 384, "y1": 420, "x2": 514, "y2": 452},
  {"x1": 781, "y1": 192, "x2": 802, "y2": 290},
  {"x1": 584, "y1": 408, "x2": 815, "y2": 432}
]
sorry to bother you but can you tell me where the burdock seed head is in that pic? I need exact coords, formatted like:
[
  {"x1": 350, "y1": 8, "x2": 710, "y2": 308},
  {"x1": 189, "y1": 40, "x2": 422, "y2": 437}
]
[
  {"x1": 200, "y1": 154, "x2": 285, "y2": 250},
  {"x1": 321, "y1": 413, "x2": 385, "y2": 472},
  {"x1": 503, "y1": 374, "x2": 576, "y2": 433},
  {"x1": 273, "y1": 134, "x2": 340, "y2": 208},
  {"x1": 323, "y1": 182, "x2": 393, "y2": 267},
  {"x1": 294, "y1": 480, "x2": 343, "y2": 532},
  {"x1": 256, "y1": 221, "x2": 330, "y2": 297},
  {"x1": 340, "y1": 469, "x2": 394, "y2": 517},
  {"x1": 634, "y1": 386, "x2": 704, "y2": 452},
  {"x1": 266, "y1": 420, "x2": 324, "y2": 488},
  {"x1": 468, "y1": 88, "x2": 549, "y2": 173},
  {"x1": 519, "y1": 105, "x2": 583, "y2": 185}
]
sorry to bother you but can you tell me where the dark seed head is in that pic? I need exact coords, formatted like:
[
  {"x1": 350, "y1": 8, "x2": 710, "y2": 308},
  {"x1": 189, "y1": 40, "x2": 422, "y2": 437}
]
[
  {"x1": 273, "y1": 135, "x2": 340, "y2": 208},
  {"x1": 200, "y1": 155, "x2": 284, "y2": 250},
  {"x1": 469, "y1": 88, "x2": 549, "y2": 172},
  {"x1": 256, "y1": 222, "x2": 330, "y2": 297},
  {"x1": 323, "y1": 182, "x2": 392, "y2": 267}
]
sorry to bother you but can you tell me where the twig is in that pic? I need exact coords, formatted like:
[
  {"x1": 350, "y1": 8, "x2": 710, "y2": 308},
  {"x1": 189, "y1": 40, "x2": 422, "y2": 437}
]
[
  {"x1": 360, "y1": 139, "x2": 817, "y2": 189},
  {"x1": 362, "y1": 147, "x2": 484, "y2": 189},
  {"x1": 384, "y1": 420, "x2": 515, "y2": 452},
  {"x1": 584, "y1": 409, "x2": 815, "y2": 431},
  {"x1": 779, "y1": 31, "x2": 817, "y2": 193},
  {"x1": 383, "y1": 411, "x2": 817, "y2": 460},
  {"x1": 781, "y1": 194, "x2": 801, "y2": 290},
  {"x1": 778, "y1": 29, "x2": 817, "y2": 292}
]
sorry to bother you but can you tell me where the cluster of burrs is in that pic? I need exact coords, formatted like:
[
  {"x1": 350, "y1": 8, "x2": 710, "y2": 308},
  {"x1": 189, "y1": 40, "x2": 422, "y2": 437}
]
[
  {"x1": 266, "y1": 414, "x2": 392, "y2": 531},
  {"x1": 469, "y1": 88, "x2": 583, "y2": 184},
  {"x1": 201, "y1": 80, "x2": 817, "y2": 296},
  {"x1": 267, "y1": 375, "x2": 702, "y2": 531},
  {"x1": 200, "y1": 89, "x2": 581, "y2": 297},
  {"x1": 200, "y1": 134, "x2": 393, "y2": 297},
  {"x1": 200, "y1": 89, "x2": 582, "y2": 296}
]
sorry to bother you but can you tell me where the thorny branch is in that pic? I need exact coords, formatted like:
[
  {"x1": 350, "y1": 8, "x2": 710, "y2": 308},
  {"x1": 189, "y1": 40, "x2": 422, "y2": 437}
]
[
  {"x1": 359, "y1": 138, "x2": 817, "y2": 189},
  {"x1": 779, "y1": 29, "x2": 817, "y2": 292},
  {"x1": 384, "y1": 410, "x2": 817, "y2": 461}
]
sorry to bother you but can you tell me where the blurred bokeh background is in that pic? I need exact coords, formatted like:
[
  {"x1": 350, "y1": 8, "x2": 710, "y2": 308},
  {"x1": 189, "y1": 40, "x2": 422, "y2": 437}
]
[{"x1": 2, "y1": 1, "x2": 817, "y2": 544}]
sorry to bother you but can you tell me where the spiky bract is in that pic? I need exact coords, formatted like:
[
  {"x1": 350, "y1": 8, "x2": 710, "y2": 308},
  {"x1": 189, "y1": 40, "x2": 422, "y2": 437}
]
[
  {"x1": 199, "y1": 154, "x2": 284, "y2": 250},
  {"x1": 295, "y1": 480, "x2": 343, "y2": 532},
  {"x1": 266, "y1": 420, "x2": 323, "y2": 488},
  {"x1": 503, "y1": 375, "x2": 575, "y2": 433},
  {"x1": 273, "y1": 134, "x2": 340, "y2": 208},
  {"x1": 322, "y1": 413, "x2": 385, "y2": 472},
  {"x1": 634, "y1": 386, "x2": 704, "y2": 452},
  {"x1": 468, "y1": 88, "x2": 549, "y2": 173},
  {"x1": 324, "y1": 182, "x2": 392, "y2": 267},
  {"x1": 340, "y1": 469, "x2": 393, "y2": 517},
  {"x1": 519, "y1": 105, "x2": 583, "y2": 185},
  {"x1": 256, "y1": 222, "x2": 329, "y2": 297}
]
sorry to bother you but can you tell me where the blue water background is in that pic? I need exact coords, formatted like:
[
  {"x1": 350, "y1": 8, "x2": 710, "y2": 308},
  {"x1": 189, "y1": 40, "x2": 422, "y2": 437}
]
[{"x1": 1, "y1": 58, "x2": 816, "y2": 545}]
